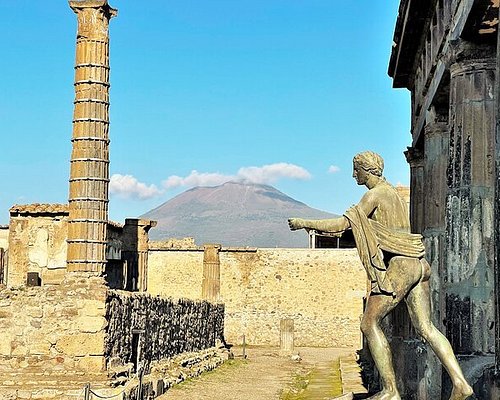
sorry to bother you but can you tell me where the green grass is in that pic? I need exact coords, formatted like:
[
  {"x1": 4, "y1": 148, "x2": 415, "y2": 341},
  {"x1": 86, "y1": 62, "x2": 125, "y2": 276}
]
[
  {"x1": 280, "y1": 359, "x2": 343, "y2": 400},
  {"x1": 280, "y1": 370, "x2": 312, "y2": 400}
]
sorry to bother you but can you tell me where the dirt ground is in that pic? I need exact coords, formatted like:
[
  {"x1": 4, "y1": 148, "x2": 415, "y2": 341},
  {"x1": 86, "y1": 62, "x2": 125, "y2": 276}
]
[{"x1": 158, "y1": 347, "x2": 357, "y2": 400}]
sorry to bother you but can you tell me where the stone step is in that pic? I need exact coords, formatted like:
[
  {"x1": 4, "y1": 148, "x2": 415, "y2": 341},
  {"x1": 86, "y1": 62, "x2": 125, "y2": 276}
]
[{"x1": 339, "y1": 355, "x2": 368, "y2": 395}]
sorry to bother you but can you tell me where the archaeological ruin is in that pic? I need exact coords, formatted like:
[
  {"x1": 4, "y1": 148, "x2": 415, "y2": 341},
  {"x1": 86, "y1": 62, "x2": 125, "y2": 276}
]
[
  {"x1": 0, "y1": 2, "x2": 368, "y2": 399},
  {"x1": 389, "y1": 0, "x2": 500, "y2": 398},
  {"x1": 0, "y1": 2, "x2": 227, "y2": 399},
  {"x1": 7, "y1": 1, "x2": 500, "y2": 399}
]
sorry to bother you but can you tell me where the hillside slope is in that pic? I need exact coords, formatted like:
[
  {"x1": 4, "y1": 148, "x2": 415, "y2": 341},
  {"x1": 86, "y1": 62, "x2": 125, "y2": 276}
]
[{"x1": 142, "y1": 181, "x2": 337, "y2": 248}]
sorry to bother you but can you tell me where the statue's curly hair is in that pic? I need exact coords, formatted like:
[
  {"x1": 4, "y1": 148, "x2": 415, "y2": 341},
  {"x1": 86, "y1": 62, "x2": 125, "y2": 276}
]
[{"x1": 353, "y1": 151, "x2": 384, "y2": 177}]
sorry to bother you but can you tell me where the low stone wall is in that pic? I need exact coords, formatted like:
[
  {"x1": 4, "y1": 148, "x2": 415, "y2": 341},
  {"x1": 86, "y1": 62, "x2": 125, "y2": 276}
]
[
  {"x1": 148, "y1": 247, "x2": 367, "y2": 348},
  {"x1": 105, "y1": 290, "x2": 225, "y2": 373},
  {"x1": 117, "y1": 346, "x2": 228, "y2": 400},
  {"x1": 0, "y1": 273, "x2": 108, "y2": 379}
]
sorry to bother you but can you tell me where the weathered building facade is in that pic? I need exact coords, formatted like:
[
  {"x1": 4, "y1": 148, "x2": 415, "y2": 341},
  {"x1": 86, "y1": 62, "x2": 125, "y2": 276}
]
[{"x1": 389, "y1": 1, "x2": 499, "y2": 398}]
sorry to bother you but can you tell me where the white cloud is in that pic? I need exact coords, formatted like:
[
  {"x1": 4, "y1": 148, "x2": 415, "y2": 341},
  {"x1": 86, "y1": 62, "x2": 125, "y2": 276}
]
[
  {"x1": 163, "y1": 170, "x2": 235, "y2": 189},
  {"x1": 162, "y1": 163, "x2": 312, "y2": 189},
  {"x1": 328, "y1": 165, "x2": 340, "y2": 174},
  {"x1": 110, "y1": 174, "x2": 163, "y2": 200},
  {"x1": 111, "y1": 163, "x2": 312, "y2": 198},
  {"x1": 237, "y1": 163, "x2": 311, "y2": 184}
]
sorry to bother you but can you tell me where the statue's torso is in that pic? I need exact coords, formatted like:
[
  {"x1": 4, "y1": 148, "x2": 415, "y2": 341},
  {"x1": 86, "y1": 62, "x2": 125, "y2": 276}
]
[{"x1": 368, "y1": 182, "x2": 410, "y2": 232}]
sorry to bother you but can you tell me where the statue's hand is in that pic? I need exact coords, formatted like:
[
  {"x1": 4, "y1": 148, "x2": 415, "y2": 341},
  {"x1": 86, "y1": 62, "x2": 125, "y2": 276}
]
[{"x1": 288, "y1": 218, "x2": 305, "y2": 231}]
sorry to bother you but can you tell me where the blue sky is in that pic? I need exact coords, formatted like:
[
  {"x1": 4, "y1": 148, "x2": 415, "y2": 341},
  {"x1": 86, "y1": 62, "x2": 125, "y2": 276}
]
[{"x1": 0, "y1": 1, "x2": 410, "y2": 224}]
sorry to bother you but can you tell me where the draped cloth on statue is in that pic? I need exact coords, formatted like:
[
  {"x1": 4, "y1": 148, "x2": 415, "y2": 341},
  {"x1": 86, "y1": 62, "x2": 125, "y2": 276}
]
[{"x1": 344, "y1": 205, "x2": 425, "y2": 295}]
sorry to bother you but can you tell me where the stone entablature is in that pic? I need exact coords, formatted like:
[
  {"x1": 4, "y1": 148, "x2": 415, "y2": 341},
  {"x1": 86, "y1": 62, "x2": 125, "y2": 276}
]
[{"x1": 389, "y1": 0, "x2": 498, "y2": 145}]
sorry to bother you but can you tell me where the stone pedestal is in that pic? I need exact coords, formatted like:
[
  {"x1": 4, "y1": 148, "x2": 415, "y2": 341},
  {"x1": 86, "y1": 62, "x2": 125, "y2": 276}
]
[{"x1": 280, "y1": 318, "x2": 294, "y2": 354}]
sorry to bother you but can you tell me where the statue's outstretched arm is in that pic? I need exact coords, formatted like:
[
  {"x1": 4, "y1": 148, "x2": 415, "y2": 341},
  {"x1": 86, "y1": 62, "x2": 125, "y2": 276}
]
[{"x1": 288, "y1": 216, "x2": 350, "y2": 234}]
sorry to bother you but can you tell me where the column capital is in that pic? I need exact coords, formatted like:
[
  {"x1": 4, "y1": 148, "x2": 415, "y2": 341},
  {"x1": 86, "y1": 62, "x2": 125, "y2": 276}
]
[
  {"x1": 69, "y1": 0, "x2": 117, "y2": 16},
  {"x1": 404, "y1": 146, "x2": 424, "y2": 168},
  {"x1": 447, "y1": 39, "x2": 496, "y2": 77},
  {"x1": 424, "y1": 121, "x2": 448, "y2": 139},
  {"x1": 69, "y1": 1, "x2": 117, "y2": 41}
]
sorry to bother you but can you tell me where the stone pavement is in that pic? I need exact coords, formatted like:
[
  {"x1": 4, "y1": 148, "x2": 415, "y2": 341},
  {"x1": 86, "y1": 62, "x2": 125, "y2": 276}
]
[{"x1": 158, "y1": 347, "x2": 369, "y2": 400}]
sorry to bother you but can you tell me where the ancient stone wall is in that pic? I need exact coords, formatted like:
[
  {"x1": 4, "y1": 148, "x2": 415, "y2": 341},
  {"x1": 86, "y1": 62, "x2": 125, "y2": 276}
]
[
  {"x1": 7, "y1": 205, "x2": 69, "y2": 288},
  {"x1": 0, "y1": 273, "x2": 108, "y2": 381},
  {"x1": 148, "y1": 247, "x2": 366, "y2": 348},
  {"x1": 105, "y1": 291, "x2": 224, "y2": 373},
  {"x1": 5, "y1": 205, "x2": 154, "y2": 291}
]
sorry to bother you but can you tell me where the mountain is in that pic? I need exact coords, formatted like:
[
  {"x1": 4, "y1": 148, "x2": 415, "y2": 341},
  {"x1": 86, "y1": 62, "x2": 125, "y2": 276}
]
[{"x1": 142, "y1": 181, "x2": 337, "y2": 248}]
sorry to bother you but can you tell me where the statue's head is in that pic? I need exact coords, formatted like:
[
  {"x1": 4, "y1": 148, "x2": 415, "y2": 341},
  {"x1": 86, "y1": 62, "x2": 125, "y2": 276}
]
[{"x1": 352, "y1": 151, "x2": 384, "y2": 185}]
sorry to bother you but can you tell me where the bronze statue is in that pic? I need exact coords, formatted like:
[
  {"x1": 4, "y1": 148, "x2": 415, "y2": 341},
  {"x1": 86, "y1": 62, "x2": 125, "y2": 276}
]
[{"x1": 288, "y1": 151, "x2": 473, "y2": 400}]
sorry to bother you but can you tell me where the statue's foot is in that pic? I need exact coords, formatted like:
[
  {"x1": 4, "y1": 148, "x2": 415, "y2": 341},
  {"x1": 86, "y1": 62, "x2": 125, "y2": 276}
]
[
  {"x1": 449, "y1": 380, "x2": 473, "y2": 400},
  {"x1": 366, "y1": 390, "x2": 401, "y2": 400}
]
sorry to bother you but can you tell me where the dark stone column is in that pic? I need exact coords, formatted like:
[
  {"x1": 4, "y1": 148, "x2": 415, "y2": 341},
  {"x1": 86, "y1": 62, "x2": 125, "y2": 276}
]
[
  {"x1": 405, "y1": 147, "x2": 425, "y2": 234},
  {"x1": 446, "y1": 47, "x2": 496, "y2": 355},
  {"x1": 421, "y1": 116, "x2": 449, "y2": 399},
  {"x1": 495, "y1": 10, "x2": 500, "y2": 371},
  {"x1": 423, "y1": 116, "x2": 449, "y2": 330}
]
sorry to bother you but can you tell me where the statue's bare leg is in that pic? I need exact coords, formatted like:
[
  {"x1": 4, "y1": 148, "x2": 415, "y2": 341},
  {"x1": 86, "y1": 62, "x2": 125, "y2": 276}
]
[
  {"x1": 361, "y1": 256, "x2": 426, "y2": 400},
  {"x1": 361, "y1": 293, "x2": 401, "y2": 400},
  {"x1": 405, "y1": 273, "x2": 473, "y2": 400}
]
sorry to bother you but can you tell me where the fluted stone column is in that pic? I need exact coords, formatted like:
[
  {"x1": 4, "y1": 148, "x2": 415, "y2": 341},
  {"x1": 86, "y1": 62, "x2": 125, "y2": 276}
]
[
  {"x1": 421, "y1": 117, "x2": 449, "y2": 400},
  {"x1": 423, "y1": 117, "x2": 449, "y2": 328},
  {"x1": 405, "y1": 147, "x2": 425, "y2": 234},
  {"x1": 67, "y1": 1, "x2": 117, "y2": 272},
  {"x1": 446, "y1": 46, "x2": 496, "y2": 355},
  {"x1": 495, "y1": 13, "x2": 500, "y2": 371},
  {"x1": 202, "y1": 244, "x2": 221, "y2": 302}
]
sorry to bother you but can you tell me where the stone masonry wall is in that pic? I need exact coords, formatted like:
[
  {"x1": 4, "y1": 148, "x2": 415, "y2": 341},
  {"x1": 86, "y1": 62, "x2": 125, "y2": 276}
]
[
  {"x1": 105, "y1": 291, "x2": 225, "y2": 373},
  {"x1": 0, "y1": 273, "x2": 108, "y2": 380},
  {"x1": 148, "y1": 247, "x2": 367, "y2": 348},
  {"x1": 8, "y1": 213, "x2": 68, "y2": 288}
]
